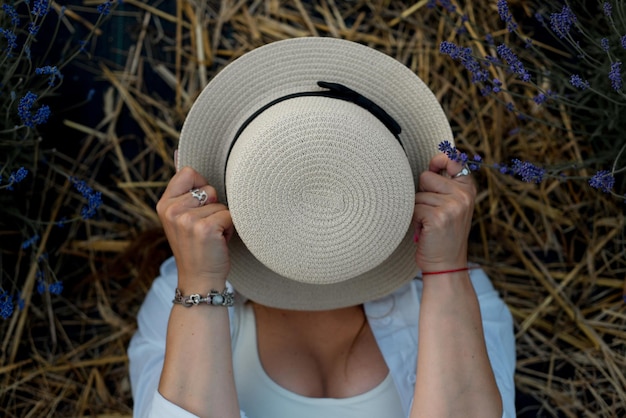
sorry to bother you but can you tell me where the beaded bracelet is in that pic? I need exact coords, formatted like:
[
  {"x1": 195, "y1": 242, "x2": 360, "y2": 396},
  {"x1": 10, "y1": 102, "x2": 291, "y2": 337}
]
[{"x1": 173, "y1": 287, "x2": 235, "y2": 307}]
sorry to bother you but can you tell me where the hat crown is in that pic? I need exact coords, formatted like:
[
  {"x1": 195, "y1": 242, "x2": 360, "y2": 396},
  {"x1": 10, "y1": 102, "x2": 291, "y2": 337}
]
[
  {"x1": 179, "y1": 37, "x2": 453, "y2": 310},
  {"x1": 226, "y1": 96, "x2": 415, "y2": 284}
]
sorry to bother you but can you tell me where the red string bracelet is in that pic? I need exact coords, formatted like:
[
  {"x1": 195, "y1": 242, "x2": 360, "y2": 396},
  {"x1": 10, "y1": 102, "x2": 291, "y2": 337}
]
[{"x1": 421, "y1": 267, "x2": 470, "y2": 276}]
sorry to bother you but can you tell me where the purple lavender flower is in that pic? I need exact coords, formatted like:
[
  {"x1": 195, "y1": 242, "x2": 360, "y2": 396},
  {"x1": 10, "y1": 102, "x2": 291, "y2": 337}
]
[
  {"x1": 497, "y1": 0, "x2": 510, "y2": 22},
  {"x1": 7, "y1": 167, "x2": 29, "y2": 190},
  {"x1": 18, "y1": 92, "x2": 37, "y2": 123},
  {"x1": 32, "y1": 105, "x2": 51, "y2": 125},
  {"x1": 550, "y1": 6, "x2": 577, "y2": 39},
  {"x1": 32, "y1": 0, "x2": 50, "y2": 17},
  {"x1": 496, "y1": 44, "x2": 531, "y2": 82},
  {"x1": 438, "y1": 140, "x2": 455, "y2": 158},
  {"x1": 97, "y1": 0, "x2": 112, "y2": 15},
  {"x1": 440, "y1": 42, "x2": 489, "y2": 84},
  {"x1": 35, "y1": 66, "x2": 63, "y2": 86},
  {"x1": 469, "y1": 155, "x2": 482, "y2": 171},
  {"x1": 603, "y1": 2, "x2": 612, "y2": 17},
  {"x1": 533, "y1": 93, "x2": 548, "y2": 105},
  {"x1": 48, "y1": 282, "x2": 63, "y2": 295},
  {"x1": 601, "y1": 38, "x2": 609, "y2": 52},
  {"x1": 22, "y1": 234, "x2": 40, "y2": 250},
  {"x1": 622, "y1": 35, "x2": 626, "y2": 49},
  {"x1": 534, "y1": 12, "x2": 544, "y2": 24},
  {"x1": 609, "y1": 61, "x2": 622, "y2": 91},
  {"x1": 511, "y1": 159, "x2": 545, "y2": 183},
  {"x1": 492, "y1": 79, "x2": 502, "y2": 93},
  {"x1": 71, "y1": 177, "x2": 103, "y2": 219},
  {"x1": 0, "y1": 292, "x2": 14, "y2": 320},
  {"x1": 570, "y1": 74, "x2": 589, "y2": 90},
  {"x1": 0, "y1": 28, "x2": 18, "y2": 56},
  {"x1": 440, "y1": 41, "x2": 459, "y2": 56},
  {"x1": 589, "y1": 170, "x2": 615, "y2": 193},
  {"x1": 497, "y1": 0, "x2": 517, "y2": 31},
  {"x1": 2, "y1": 4, "x2": 20, "y2": 26},
  {"x1": 438, "y1": 140, "x2": 468, "y2": 164},
  {"x1": 27, "y1": 22, "x2": 39, "y2": 35},
  {"x1": 497, "y1": 164, "x2": 511, "y2": 175},
  {"x1": 17, "y1": 92, "x2": 50, "y2": 128}
]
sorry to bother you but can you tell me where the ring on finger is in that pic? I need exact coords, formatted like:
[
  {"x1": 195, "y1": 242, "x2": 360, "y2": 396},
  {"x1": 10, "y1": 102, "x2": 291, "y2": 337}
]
[
  {"x1": 190, "y1": 188, "x2": 208, "y2": 206},
  {"x1": 452, "y1": 165, "x2": 471, "y2": 179}
]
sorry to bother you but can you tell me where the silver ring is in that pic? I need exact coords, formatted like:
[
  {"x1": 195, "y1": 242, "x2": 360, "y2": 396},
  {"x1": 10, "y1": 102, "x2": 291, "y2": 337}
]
[
  {"x1": 190, "y1": 189, "x2": 208, "y2": 206},
  {"x1": 452, "y1": 165, "x2": 471, "y2": 179}
]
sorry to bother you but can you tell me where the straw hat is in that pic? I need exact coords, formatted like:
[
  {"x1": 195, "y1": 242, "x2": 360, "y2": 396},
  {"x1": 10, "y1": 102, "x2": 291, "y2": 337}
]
[{"x1": 178, "y1": 37, "x2": 453, "y2": 310}]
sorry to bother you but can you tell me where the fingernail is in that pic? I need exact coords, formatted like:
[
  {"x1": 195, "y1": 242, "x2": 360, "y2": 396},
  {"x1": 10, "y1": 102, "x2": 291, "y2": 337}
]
[{"x1": 413, "y1": 229, "x2": 419, "y2": 243}]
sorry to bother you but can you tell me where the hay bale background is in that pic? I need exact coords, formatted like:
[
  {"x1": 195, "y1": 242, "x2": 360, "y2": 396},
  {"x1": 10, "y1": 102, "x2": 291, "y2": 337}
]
[{"x1": 1, "y1": 1, "x2": 624, "y2": 416}]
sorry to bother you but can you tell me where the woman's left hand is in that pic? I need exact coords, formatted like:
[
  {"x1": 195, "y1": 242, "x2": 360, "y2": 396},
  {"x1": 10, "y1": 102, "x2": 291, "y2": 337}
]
[{"x1": 413, "y1": 153, "x2": 476, "y2": 273}]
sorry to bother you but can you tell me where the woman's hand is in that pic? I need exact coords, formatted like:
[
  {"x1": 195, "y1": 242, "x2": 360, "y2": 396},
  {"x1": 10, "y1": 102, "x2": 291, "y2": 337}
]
[
  {"x1": 411, "y1": 154, "x2": 502, "y2": 418},
  {"x1": 156, "y1": 166, "x2": 234, "y2": 291},
  {"x1": 413, "y1": 153, "x2": 476, "y2": 273},
  {"x1": 157, "y1": 164, "x2": 240, "y2": 417}
]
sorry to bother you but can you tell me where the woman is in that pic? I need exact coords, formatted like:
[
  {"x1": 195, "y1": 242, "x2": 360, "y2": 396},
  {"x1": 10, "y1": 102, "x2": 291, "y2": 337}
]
[{"x1": 128, "y1": 38, "x2": 515, "y2": 418}]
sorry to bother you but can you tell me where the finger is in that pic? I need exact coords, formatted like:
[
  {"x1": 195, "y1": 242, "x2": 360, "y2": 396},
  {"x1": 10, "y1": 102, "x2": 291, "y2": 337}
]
[
  {"x1": 163, "y1": 197, "x2": 227, "y2": 223},
  {"x1": 411, "y1": 203, "x2": 439, "y2": 242},
  {"x1": 418, "y1": 170, "x2": 459, "y2": 194},
  {"x1": 178, "y1": 207, "x2": 233, "y2": 241},
  {"x1": 158, "y1": 189, "x2": 224, "y2": 226},
  {"x1": 414, "y1": 190, "x2": 450, "y2": 207},
  {"x1": 162, "y1": 167, "x2": 210, "y2": 200},
  {"x1": 429, "y1": 152, "x2": 464, "y2": 176},
  {"x1": 184, "y1": 185, "x2": 219, "y2": 208},
  {"x1": 159, "y1": 185, "x2": 219, "y2": 217},
  {"x1": 206, "y1": 209, "x2": 234, "y2": 240},
  {"x1": 186, "y1": 202, "x2": 229, "y2": 219}
]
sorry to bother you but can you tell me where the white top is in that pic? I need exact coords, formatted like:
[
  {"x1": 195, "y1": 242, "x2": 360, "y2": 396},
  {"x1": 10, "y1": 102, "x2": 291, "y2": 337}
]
[
  {"x1": 232, "y1": 301, "x2": 405, "y2": 418},
  {"x1": 128, "y1": 257, "x2": 516, "y2": 418}
]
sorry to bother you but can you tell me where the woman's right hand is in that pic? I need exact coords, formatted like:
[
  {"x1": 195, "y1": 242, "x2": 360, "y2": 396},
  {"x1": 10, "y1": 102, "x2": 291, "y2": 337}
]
[{"x1": 156, "y1": 166, "x2": 234, "y2": 292}]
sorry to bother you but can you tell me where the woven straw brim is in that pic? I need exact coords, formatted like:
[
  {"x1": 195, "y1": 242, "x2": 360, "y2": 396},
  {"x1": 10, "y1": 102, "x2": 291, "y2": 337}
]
[{"x1": 178, "y1": 37, "x2": 453, "y2": 310}]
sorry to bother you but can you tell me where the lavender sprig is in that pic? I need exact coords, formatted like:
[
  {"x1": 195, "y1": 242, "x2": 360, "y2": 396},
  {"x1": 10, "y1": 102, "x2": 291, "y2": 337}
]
[
  {"x1": 0, "y1": 291, "x2": 14, "y2": 320},
  {"x1": 439, "y1": 141, "x2": 620, "y2": 196},
  {"x1": 71, "y1": 177, "x2": 103, "y2": 220}
]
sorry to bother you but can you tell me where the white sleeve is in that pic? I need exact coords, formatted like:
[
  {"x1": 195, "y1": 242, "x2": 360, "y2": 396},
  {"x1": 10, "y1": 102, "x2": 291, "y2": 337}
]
[
  {"x1": 469, "y1": 268, "x2": 516, "y2": 418},
  {"x1": 128, "y1": 257, "x2": 248, "y2": 418},
  {"x1": 148, "y1": 392, "x2": 249, "y2": 418}
]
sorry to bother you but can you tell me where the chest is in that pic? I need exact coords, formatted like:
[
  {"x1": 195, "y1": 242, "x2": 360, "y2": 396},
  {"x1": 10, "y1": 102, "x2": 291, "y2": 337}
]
[
  {"x1": 249, "y1": 304, "x2": 390, "y2": 399},
  {"x1": 232, "y1": 303, "x2": 405, "y2": 418}
]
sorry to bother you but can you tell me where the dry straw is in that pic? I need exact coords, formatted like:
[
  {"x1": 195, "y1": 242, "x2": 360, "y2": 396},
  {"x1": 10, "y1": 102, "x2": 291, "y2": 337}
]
[{"x1": 0, "y1": 0, "x2": 624, "y2": 416}]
